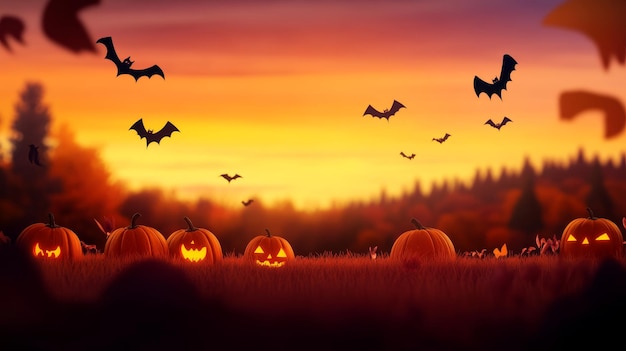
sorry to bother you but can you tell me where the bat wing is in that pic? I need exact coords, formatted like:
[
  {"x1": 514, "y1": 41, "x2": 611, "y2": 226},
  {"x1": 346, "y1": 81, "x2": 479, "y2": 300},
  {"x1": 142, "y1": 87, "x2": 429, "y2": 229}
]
[
  {"x1": 501, "y1": 116, "x2": 513, "y2": 125},
  {"x1": 363, "y1": 105, "x2": 383, "y2": 118},
  {"x1": 96, "y1": 36, "x2": 126, "y2": 74},
  {"x1": 473, "y1": 76, "x2": 497, "y2": 99},
  {"x1": 443, "y1": 133, "x2": 451, "y2": 141},
  {"x1": 152, "y1": 121, "x2": 180, "y2": 144},
  {"x1": 485, "y1": 119, "x2": 497, "y2": 128},
  {"x1": 129, "y1": 119, "x2": 148, "y2": 138},
  {"x1": 389, "y1": 100, "x2": 406, "y2": 116},
  {"x1": 495, "y1": 54, "x2": 518, "y2": 94},
  {"x1": 128, "y1": 64, "x2": 165, "y2": 81}
]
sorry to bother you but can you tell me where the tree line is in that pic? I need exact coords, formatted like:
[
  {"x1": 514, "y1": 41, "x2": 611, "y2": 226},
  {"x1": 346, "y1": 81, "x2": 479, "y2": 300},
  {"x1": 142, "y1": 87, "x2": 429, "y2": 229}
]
[{"x1": 1, "y1": 82, "x2": 625, "y2": 255}]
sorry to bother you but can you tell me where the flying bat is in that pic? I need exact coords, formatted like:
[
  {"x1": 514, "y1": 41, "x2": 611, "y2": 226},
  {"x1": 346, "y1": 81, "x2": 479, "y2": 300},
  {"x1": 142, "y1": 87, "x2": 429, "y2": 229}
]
[
  {"x1": 363, "y1": 100, "x2": 405, "y2": 121},
  {"x1": 432, "y1": 133, "x2": 451, "y2": 143},
  {"x1": 96, "y1": 36, "x2": 164, "y2": 81},
  {"x1": 0, "y1": 15, "x2": 25, "y2": 52},
  {"x1": 559, "y1": 90, "x2": 626, "y2": 139},
  {"x1": 485, "y1": 117, "x2": 513, "y2": 130},
  {"x1": 400, "y1": 152, "x2": 415, "y2": 160},
  {"x1": 43, "y1": 0, "x2": 100, "y2": 54},
  {"x1": 543, "y1": 0, "x2": 626, "y2": 70},
  {"x1": 473, "y1": 54, "x2": 517, "y2": 100},
  {"x1": 242, "y1": 199, "x2": 254, "y2": 206},
  {"x1": 221, "y1": 174, "x2": 242, "y2": 183},
  {"x1": 28, "y1": 144, "x2": 43, "y2": 166},
  {"x1": 129, "y1": 118, "x2": 179, "y2": 147}
]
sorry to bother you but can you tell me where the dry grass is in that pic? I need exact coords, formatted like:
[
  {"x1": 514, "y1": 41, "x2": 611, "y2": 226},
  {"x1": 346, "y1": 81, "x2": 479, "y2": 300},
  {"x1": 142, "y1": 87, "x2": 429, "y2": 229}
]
[{"x1": 5, "y1": 251, "x2": 624, "y2": 350}]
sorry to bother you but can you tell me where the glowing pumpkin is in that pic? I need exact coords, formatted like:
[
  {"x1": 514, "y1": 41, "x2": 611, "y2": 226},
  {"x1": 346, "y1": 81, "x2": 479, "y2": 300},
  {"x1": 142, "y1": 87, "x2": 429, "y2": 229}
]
[
  {"x1": 243, "y1": 229, "x2": 295, "y2": 267},
  {"x1": 560, "y1": 207, "x2": 623, "y2": 259},
  {"x1": 15, "y1": 213, "x2": 83, "y2": 260},
  {"x1": 167, "y1": 217, "x2": 223, "y2": 264},
  {"x1": 390, "y1": 218, "x2": 456, "y2": 261},
  {"x1": 104, "y1": 213, "x2": 168, "y2": 258}
]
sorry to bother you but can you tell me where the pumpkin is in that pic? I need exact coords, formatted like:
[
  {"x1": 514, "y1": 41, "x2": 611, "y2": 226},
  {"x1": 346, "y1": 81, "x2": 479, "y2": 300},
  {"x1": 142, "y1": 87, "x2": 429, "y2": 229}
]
[
  {"x1": 390, "y1": 218, "x2": 456, "y2": 260},
  {"x1": 560, "y1": 207, "x2": 623, "y2": 259},
  {"x1": 167, "y1": 217, "x2": 223, "y2": 264},
  {"x1": 243, "y1": 229, "x2": 295, "y2": 267},
  {"x1": 104, "y1": 213, "x2": 168, "y2": 258},
  {"x1": 15, "y1": 213, "x2": 83, "y2": 260}
]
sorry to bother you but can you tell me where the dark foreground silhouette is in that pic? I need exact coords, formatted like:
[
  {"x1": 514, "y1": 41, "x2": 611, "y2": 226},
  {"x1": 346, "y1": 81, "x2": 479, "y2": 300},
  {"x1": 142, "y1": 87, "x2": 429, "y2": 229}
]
[{"x1": 1, "y1": 245, "x2": 624, "y2": 351}]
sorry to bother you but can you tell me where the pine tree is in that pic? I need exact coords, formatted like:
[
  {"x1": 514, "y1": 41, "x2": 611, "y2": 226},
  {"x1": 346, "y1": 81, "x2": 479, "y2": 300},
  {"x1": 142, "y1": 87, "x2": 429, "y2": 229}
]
[
  {"x1": 586, "y1": 157, "x2": 615, "y2": 221},
  {"x1": 508, "y1": 158, "x2": 543, "y2": 243},
  {"x1": 8, "y1": 82, "x2": 53, "y2": 235}
]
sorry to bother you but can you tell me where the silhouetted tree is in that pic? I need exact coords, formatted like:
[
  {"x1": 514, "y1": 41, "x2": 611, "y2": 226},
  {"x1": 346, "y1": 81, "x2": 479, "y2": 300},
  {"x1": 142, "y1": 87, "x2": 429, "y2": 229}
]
[
  {"x1": 508, "y1": 158, "x2": 543, "y2": 245},
  {"x1": 6, "y1": 82, "x2": 54, "y2": 238},
  {"x1": 585, "y1": 157, "x2": 615, "y2": 221}
]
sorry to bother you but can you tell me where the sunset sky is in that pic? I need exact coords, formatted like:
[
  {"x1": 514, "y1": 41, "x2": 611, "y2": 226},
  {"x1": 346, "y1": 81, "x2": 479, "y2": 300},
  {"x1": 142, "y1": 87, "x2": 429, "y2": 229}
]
[{"x1": 1, "y1": 0, "x2": 625, "y2": 211}]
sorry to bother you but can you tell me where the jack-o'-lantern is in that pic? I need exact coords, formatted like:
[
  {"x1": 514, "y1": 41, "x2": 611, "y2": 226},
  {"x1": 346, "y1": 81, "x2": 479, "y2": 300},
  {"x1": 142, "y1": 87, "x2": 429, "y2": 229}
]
[
  {"x1": 104, "y1": 213, "x2": 168, "y2": 258},
  {"x1": 560, "y1": 207, "x2": 623, "y2": 259},
  {"x1": 15, "y1": 213, "x2": 83, "y2": 260},
  {"x1": 167, "y1": 217, "x2": 223, "y2": 264},
  {"x1": 243, "y1": 229, "x2": 295, "y2": 267},
  {"x1": 390, "y1": 218, "x2": 456, "y2": 261}
]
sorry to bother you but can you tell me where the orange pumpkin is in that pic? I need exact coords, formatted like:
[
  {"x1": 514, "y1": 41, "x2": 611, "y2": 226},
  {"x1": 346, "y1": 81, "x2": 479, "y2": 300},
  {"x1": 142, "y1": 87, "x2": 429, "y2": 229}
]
[
  {"x1": 104, "y1": 213, "x2": 168, "y2": 258},
  {"x1": 243, "y1": 229, "x2": 295, "y2": 267},
  {"x1": 560, "y1": 207, "x2": 623, "y2": 259},
  {"x1": 390, "y1": 218, "x2": 456, "y2": 260},
  {"x1": 167, "y1": 217, "x2": 223, "y2": 264},
  {"x1": 15, "y1": 213, "x2": 83, "y2": 260}
]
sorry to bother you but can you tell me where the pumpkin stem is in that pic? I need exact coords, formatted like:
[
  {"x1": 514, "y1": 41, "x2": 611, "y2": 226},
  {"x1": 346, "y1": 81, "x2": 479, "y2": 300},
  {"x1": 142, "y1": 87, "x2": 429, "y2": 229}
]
[
  {"x1": 411, "y1": 218, "x2": 426, "y2": 230},
  {"x1": 184, "y1": 216, "x2": 198, "y2": 231},
  {"x1": 265, "y1": 228, "x2": 272, "y2": 237},
  {"x1": 129, "y1": 213, "x2": 141, "y2": 229},
  {"x1": 46, "y1": 213, "x2": 60, "y2": 228},
  {"x1": 586, "y1": 207, "x2": 597, "y2": 219}
]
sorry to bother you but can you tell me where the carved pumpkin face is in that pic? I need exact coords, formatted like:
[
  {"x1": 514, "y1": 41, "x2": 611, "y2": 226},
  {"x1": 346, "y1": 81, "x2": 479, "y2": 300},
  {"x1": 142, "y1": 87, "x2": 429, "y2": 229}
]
[
  {"x1": 167, "y1": 217, "x2": 223, "y2": 264},
  {"x1": 560, "y1": 208, "x2": 623, "y2": 259},
  {"x1": 244, "y1": 229, "x2": 295, "y2": 267},
  {"x1": 390, "y1": 218, "x2": 456, "y2": 261},
  {"x1": 104, "y1": 213, "x2": 169, "y2": 258},
  {"x1": 15, "y1": 213, "x2": 83, "y2": 260}
]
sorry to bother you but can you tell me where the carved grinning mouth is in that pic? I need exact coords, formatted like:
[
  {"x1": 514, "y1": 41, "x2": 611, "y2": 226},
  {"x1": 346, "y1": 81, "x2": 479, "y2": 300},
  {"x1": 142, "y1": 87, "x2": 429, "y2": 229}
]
[{"x1": 181, "y1": 241, "x2": 207, "y2": 262}]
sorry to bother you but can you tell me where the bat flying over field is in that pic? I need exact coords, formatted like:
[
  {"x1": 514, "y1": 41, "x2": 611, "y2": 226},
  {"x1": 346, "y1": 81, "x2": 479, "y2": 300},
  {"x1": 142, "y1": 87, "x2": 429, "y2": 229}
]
[
  {"x1": 485, "y1": 117, "x2": 513, "y2": 130},
  {"x1": 0, "y1": 15, "x2": 25, "y2": 52},
  {"x1": 474, "y1": 54, "x2": 517, "y2": 100},
  {"x1": 400, "y1": 152, "x2": 415, "y2": 160},
  {"x1": 242, "y1": 199, "x2": 254, "y2": 206},
  {"x1": 28, "y1": 144, "x2": 43, "y2": 166},
  {"x1": 432, "y1": 133, "x2": 451, "y2": 143},
  {"x1": 96, "y1": 36, "x2": 164, "y2": 81},
  {"x1": 221, "y1": 174, "x2": 242, "y2": 183},
  {"x1": 129, "y1": 118, "x2": 179, "y2": 147},
  {"x1": 363, "y1": 100, "x2": 405, "y2": 121}
]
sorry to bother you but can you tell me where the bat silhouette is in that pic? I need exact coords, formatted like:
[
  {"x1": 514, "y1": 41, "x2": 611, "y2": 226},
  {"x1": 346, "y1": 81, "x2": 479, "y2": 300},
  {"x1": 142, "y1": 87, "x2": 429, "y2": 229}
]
[
  {"x1": 474, "y1": 54, "x2": 517, "y2": 100},
  {"x1": 221, "y1": 174, "x2": 242, "y2": 183},
  {"x1": 432, "y1": 133, "x2": 451, "y2": 143},
  {"x1": 242, "y1": 199, "x2": 254, "y2": 206},
  {"x1": 129, "y1": 118, "x2": 179, "y2": 147},
  {"x1": 0, "y1": 15, "x2": 25, "y2": 52},
  {"x1": 28, "y1": 144, "x2": 43, "y2": 166},
  {"x1": 43, "y1": 0, "x2": 100, "y2": 54},
  {"x1": 363, "y1": 100, "x2": 405, "y2": 121},
  {"x1": 96, "y1": 36, "x2": 164, "y2": 81},
  {"x1": 485, "y1": 117, "x2": 513, "y2": 130},
  {"x1": 559, "y1": 90, "x2": 626, "y2": 139},
  {"x1": 400, "y1": 152, "x2": 415, "y2": 160},
  {"x1": 544, "y1": 0, "x2": 626, "y2": 70}
]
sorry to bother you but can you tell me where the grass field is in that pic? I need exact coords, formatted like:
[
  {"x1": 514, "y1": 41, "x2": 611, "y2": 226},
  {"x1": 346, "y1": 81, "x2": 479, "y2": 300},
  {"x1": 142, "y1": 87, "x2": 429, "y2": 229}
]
[{"x1": 1, "y1": 249, "x2": 625, "y2": 351}]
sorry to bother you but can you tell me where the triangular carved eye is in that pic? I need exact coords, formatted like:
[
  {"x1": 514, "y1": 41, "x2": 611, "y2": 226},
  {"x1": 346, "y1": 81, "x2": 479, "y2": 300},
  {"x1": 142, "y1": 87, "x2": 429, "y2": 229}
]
[
  {"x1": 566, "y1": 234, "x2": 577, "y2": 242},
  {"x1": 595, "y1": 233, "x2": 610, "y2": 241},
  {"x1": 277, "y1": 248, "x2": 287, "y2": 258},
  {"x1": 254, "y1": 246, "x2": 264, "y2": 254}
]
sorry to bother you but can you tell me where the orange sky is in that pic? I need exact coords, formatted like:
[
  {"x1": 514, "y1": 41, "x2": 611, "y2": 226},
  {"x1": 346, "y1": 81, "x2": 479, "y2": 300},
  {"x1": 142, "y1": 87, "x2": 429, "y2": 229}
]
[{"x1": 2, "y1": 0, "x2": 625, "y2": 211}]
